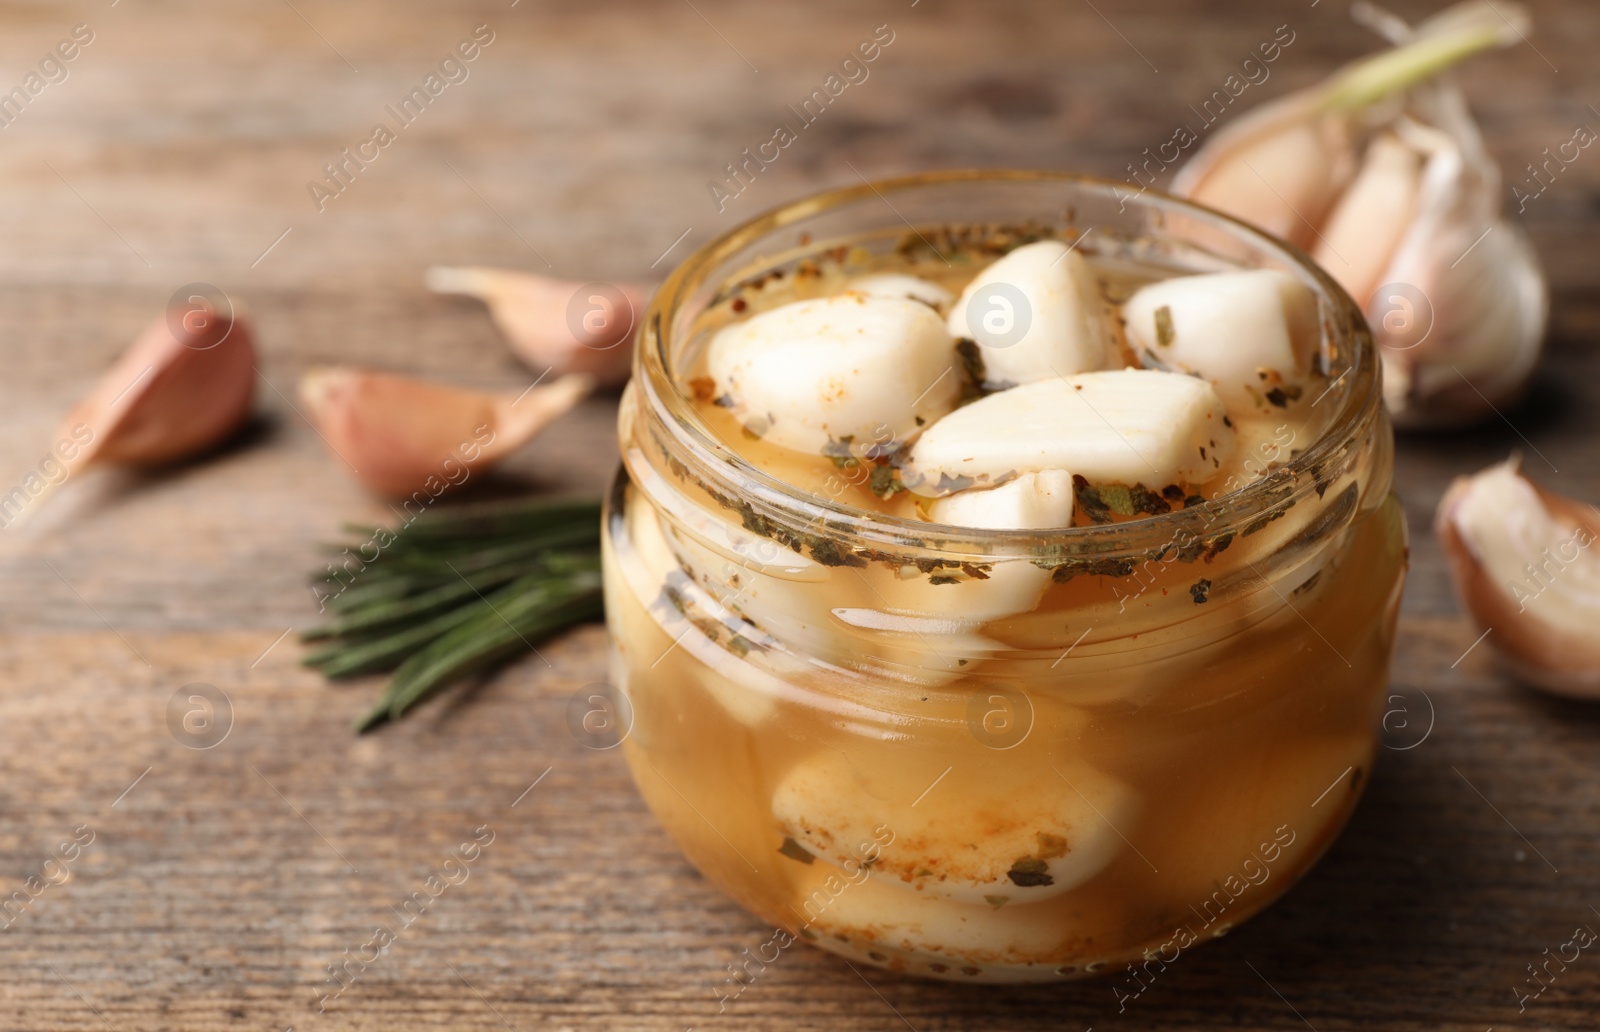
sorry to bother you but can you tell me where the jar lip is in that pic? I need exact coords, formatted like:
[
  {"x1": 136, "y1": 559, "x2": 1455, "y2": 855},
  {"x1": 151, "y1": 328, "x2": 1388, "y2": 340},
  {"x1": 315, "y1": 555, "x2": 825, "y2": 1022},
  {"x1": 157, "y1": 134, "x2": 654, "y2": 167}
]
[{"x1": 635, "y1": 169, "x2": 1380, "y2": 557}]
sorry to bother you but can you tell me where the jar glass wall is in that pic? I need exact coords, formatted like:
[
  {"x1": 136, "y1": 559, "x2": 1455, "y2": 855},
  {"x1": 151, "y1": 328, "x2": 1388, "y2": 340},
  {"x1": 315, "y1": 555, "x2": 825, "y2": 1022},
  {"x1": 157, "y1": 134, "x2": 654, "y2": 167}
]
[{"x1": 602, "y1": 171, "x2": 1406, "y2": 983}]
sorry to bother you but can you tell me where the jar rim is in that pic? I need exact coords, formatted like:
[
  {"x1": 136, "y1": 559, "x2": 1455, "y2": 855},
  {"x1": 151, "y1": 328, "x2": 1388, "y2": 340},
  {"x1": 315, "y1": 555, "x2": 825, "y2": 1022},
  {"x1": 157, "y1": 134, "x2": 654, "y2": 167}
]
[{"x1": 634, "y1": 169, "x2": 1380, "y2": 559}]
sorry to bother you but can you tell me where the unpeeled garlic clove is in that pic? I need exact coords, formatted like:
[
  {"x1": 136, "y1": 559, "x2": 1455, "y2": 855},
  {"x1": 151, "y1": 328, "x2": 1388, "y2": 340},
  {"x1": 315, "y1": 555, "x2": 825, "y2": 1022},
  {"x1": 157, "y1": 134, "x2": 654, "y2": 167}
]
[
  {"x1": 1435, "y1": 458, "x2": 1600, "y2": 698},
  {"x1": 5, "y1": 308, "x2": 258, "y2": 527},
  {"x1": 426, "y1": 266, "x2": 648, "y2": 387},
  {"x1": 1174, "y1": 1, "x2": 1545, "y2": 428},
  {"x1": 298, "y1": 366, "x2": 593, "y2": 498}
]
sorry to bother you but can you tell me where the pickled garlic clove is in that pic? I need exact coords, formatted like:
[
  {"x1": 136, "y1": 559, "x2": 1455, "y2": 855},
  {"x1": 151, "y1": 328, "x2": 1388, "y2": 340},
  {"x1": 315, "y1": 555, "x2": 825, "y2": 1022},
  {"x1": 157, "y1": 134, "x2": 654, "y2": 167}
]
[
  {"x1": 707, "y1": 294, "x2": 961, "y2": 455},
  {"x1": 848, "y1": 273, "x2": 953, "y2": 311},
  {"x1": 929, "y1": 470, "x2": 1075, "y2": 530},
  {"x1": 790, "y1": 869, "x2": 1078, "y2": 978},
  {"x1": 1122, "y1": 270, "x2": 1319, "y2": 411},
  {"x1": 905, "y1": 369, "x2": 1234, "y2": 491},
  {"x1": 298, "y1": 366, "x2": 592, "y2": 498},
  {"x1": 919, "y1": 471, "x2": 1076, "y2": 623},
  {"x1": 426, "y1": 266, "x2": 647, "y2": 387},
  {"x1": 1435, "y1": 458, "x2": 1600, "y2": 697},
  {"x1": 772, "y1": 746, "x2": 1136, "y2": 905},
  {"x1": 945, "y1": 240, "x2": 1112, "y2": 387}
]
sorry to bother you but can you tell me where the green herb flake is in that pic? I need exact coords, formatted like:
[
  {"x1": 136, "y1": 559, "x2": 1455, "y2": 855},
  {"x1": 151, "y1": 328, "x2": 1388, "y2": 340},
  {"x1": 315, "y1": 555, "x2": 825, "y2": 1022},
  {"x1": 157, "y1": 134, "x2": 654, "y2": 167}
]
[
  {"x1": 1006, "y1": 857, "x2": 1054, "y2": 887},
  {"x1": 869, "y1": 463, "x2": 906, "y2": 498},
  {"x1": 778, "y1": 837, "x2": 815, "y2": 864},
  {"x1": 984, "y1": 894, "x2": 1010, "y2": 909},
  {"x1": 823, "y1": 435, "x2": 859, "y2": 470},
  {"x1": 1073, "y1": 475, "x2": 1113, "y2": 524},
  {"x1": 1154, "y1": 305, "x2": 1176, "y2": 348}
]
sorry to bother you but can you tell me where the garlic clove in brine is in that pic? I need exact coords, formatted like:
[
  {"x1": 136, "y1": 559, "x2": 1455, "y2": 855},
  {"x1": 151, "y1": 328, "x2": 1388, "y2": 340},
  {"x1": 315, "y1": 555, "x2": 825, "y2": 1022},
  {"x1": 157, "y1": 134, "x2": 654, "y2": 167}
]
[
  {"x1": 298, "y1": 366, "x2": 593, "y2": 498},
  {"x1": 1173, "y1": 1, "x2": 1546, "y2": 429},
  {"x1": 426, "y1": 266, "x2": 648, "y2": 387},
  {"x1": 1435, "y1": 458, "x2": 1600, "y2": 698}
]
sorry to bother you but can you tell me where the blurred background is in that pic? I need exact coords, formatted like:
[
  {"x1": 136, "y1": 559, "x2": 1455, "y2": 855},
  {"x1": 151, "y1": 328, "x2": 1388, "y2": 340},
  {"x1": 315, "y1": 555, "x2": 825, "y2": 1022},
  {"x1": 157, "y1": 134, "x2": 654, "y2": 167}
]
[{"x1": 0, "y1": 1, "x2": 1596, "y2": 1029}]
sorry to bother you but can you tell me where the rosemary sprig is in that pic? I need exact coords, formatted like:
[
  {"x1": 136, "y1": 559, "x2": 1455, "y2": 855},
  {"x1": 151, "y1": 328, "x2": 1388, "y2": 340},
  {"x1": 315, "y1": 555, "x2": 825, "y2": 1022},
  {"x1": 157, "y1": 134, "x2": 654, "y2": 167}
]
[{"x1": 302, "y1": 495, "x2": 605, "y2": 732}]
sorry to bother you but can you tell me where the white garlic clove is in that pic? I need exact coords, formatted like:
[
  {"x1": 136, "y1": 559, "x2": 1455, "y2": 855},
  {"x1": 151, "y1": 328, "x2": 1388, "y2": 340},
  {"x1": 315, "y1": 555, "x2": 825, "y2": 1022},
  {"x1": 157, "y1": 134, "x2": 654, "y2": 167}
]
[
  {"x1": 788, "y1": 868, "x2": 1079, "y2": 979},
  {"x1": 849, "y1": 273, "x2": 953, "y2": 311},
  {"x1": 1312, "y1": 132, "x2": 1425, "y2": 305},
  {"x1": 919, "y1": 471, "x2": 1076, "y2": 623},
  {"x1": 707, "y1": 294, "x2": 961, "y2": 455},
  {"x1": 772, "y1": 744, "x2": 1136, "y2": 905},
  {"x1": 1436, "y1": 458, "x2": 1600, "y2": 697},
  {"x1": 946, "y1": 241, "x2": 1112, "y2": 387},
  {"x1": 906, "y1": 370, "x2": 1234, "y2": 491},
  {"x1": 1122, "y1": 270, "x2": 1320, "y2": 410}
]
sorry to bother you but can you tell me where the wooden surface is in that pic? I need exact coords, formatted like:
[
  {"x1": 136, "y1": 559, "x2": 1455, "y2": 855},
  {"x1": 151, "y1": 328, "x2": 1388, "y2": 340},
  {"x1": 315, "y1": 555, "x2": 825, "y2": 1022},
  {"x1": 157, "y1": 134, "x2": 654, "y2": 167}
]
[{"x1": 1, "y1": 0, "x2": 1597, "y2": 1028}]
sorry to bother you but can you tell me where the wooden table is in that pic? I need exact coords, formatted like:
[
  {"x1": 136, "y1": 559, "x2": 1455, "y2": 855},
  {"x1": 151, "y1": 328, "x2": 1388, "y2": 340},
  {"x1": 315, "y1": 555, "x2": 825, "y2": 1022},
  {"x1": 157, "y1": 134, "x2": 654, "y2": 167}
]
[{"x1": 1, "y1": 1, "x2": 1596, "y2": 1028}]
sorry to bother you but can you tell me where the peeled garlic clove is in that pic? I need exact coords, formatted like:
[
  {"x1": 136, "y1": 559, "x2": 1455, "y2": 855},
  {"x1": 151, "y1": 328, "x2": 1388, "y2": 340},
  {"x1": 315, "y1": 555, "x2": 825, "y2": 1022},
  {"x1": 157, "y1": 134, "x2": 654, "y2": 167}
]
[
  {"x1": 426, "y1": 266, "x2": 647, "y2": 387},
  {"x1": 1122, "y1": 270, "x2": 1319, "y2": 410},
  {"x1": 906, "y1": 369, "x2": 1234, "y2": 491},
  {"x1": 790, "y1": 867, "x2": 1076, "y2": 978},
  {"x1": 1312, "y1": 132, "x2": 1425, "y2": 304},
  {"x1": 849, "y1": 273, "x2": 953, "y2": 311},
  {"x1": 298, "y1": 367, "x2": 592, "y2": 498},
  {"x1": 946, "y1": 241, "x2": 1111, "y2": 387},
  {"x1": 707, "y1": 294, "x2": 960, "y2": 455},
  {"x1": 1436, "y1": 458, "x2": 1600, "y2": 697},
  {"x1": 773, "y1": 745, "x2": 1135, "y2": 905},
  {"x1": 917, "y1": 471, "x2": 1075, "y2": 623}
]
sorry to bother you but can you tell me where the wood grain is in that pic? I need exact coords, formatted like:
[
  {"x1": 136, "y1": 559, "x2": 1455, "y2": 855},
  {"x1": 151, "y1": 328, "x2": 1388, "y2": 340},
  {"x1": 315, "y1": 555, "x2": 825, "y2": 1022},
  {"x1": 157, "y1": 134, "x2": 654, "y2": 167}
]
[{"x1": 0, "y1": 1, "x2": 1596, "y2": 1028}]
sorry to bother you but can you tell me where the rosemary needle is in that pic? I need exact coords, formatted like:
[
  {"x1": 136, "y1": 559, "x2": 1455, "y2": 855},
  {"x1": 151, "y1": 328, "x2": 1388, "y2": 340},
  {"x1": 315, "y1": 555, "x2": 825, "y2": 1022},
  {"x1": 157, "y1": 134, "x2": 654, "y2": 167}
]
[{"x1": 302, "y1": 495, "x2": 605, "y2": 732}]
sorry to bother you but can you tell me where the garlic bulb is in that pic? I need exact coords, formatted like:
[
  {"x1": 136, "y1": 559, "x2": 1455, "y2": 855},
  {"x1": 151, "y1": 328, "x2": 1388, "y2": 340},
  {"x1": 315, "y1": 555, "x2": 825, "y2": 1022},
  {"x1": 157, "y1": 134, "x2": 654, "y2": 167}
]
[
  {"x1": 298, "y1": 366, "x2": 592, "y2": 498},
  {"x1": 426, "y1": 266, "x2": 647, "y2": 387},
  {"x1": 1173, "y1": 0, "x2": 1547, "y2": 429},
  {"x1": 1436, "y1": 458, "x2": 1600, "y2": 698}
]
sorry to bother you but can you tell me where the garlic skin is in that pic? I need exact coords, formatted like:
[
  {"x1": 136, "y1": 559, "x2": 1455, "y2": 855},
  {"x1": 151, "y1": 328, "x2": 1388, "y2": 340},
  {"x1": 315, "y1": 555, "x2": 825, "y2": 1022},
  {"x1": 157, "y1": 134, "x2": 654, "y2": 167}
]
[
  {"x1": 906, "y1": 369, "x2": 1234, "y2": 491},
  {"x1": 1173, "y1": 1, "x2": 1546, "y2": 429},
  {"x1": 1436, "y1": 458, "x2": 1600, "y2": 698},
  {"x1": 59, "y1": 311, "x2": 257, "y2": 470},
  {"x1": 1122, "y1": 269, "x2": 1319, "y2": 410},
  {"x1": 707, "y1": 294, "x2": 961, "y2": 455},
  {"x1": 298, "y1": 367, "x2": 592, "y2": 498},
  {"x1": 946, "y1": 240, "x2": 1111, "y2": 387},
  {"x1": 426, "y1": 266, "x2": 647, "y2": 387}
]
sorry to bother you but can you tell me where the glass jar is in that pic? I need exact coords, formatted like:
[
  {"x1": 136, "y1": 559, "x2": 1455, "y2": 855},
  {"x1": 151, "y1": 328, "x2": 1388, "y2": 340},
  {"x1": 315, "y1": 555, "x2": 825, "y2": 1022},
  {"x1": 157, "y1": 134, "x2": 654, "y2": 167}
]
[{"x1": 602, "y1": 171, "x2": 1406, "y2": 983}]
